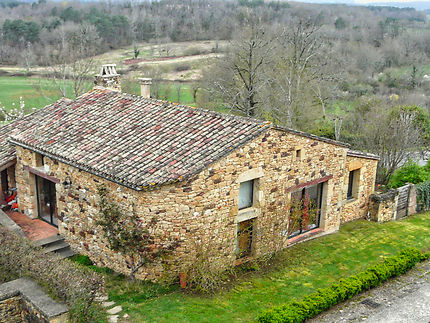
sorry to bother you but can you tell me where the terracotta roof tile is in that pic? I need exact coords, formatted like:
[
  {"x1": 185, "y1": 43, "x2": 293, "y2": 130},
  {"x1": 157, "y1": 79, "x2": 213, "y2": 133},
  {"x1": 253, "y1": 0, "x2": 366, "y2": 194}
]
[{"x1": 9, "y1": 89, "x2": 270, "y2": 190}]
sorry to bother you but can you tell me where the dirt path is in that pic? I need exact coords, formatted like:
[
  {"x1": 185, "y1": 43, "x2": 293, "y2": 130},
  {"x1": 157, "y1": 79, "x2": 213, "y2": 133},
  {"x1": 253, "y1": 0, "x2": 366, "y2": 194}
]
[{"x1": 309, "y1": 260, "x2": 430, "y2": 322}]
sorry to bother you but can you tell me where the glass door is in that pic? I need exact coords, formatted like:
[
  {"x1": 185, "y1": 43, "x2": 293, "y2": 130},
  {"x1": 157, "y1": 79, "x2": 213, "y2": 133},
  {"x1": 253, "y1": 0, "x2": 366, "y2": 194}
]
[
  {"x1": 36, "y1": 176, "x2": 58, "y2": 227},
  {"x1": 288, "y1": 182, "x2": 324, "y2": 238}
]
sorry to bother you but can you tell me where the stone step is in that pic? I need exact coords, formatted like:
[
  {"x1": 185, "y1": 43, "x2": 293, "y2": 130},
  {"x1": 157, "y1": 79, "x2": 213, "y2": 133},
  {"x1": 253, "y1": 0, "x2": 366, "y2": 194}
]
[
  {"x1": 57, "y1": 248, "x2": 75, "y2": 259},
  {"x1": 43, "y1": 241, "x2": 70, "y2": 254},
  {"x1": 33, "y1": 234, "x2": 64, "y2": 247}
]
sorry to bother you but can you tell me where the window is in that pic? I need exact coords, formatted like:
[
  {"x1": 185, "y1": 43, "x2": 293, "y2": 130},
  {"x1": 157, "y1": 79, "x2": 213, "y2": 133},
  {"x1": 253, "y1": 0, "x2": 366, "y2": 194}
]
[
  {"x1": 288, "y1": 182, "x2": 324, "y2": 238},
  {"x1": 35, "y1": 153, "x2": 45, "y2": 167},
  {"x1": 237, "y1": 218, "x2": 255, "y2": 259},
  {"x1": 347, "y1": 169, "x2": 360, "y2": 200},
  {"x1": 296, "y1": 149, "x2": 302, "y2": 159},
  {"x1": 239, "y1": 180, "x2": 254, "y2": 210}
]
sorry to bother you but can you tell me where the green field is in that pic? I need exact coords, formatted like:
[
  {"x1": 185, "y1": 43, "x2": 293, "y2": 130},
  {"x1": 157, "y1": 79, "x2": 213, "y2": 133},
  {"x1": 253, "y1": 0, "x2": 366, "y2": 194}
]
[
  {"x1": 0, "y1": 76, "x2": 72, "y2": 111},
  {"x1": 97, "y1": 212, "x2": 430, "y2": 323},
  {"x1": 0, "y1": 76, "x2": 197, "y2": 112}
]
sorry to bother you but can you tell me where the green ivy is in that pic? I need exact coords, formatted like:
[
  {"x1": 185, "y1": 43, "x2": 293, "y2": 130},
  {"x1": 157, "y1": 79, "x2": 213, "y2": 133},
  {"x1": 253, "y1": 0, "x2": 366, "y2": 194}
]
[
  {"x1": 416, "y1": 181, "x2": 430, "y2": 211},
  {"x1": 257, "y1": 248, "x2": 429, "y2": 323}
]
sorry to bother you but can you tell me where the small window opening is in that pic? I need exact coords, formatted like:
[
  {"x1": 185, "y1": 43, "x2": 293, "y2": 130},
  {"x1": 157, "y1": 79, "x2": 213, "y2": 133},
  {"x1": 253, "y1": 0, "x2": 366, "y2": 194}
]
[
  {"x1": 296, "y1": 149, "x2": 302, "y2": 159},
  {"x1": 237, "y1": 218, "x2": 255, "y2": 259},
  {"x1": 239, "y1": 180, "x2": 254, "y2": 210},
  {"x1": 35, "y1": 153, "x2": 45, "y2": 167},
  {"x1": 347, "y1": 169, "x2": 360, "y2": 200}
]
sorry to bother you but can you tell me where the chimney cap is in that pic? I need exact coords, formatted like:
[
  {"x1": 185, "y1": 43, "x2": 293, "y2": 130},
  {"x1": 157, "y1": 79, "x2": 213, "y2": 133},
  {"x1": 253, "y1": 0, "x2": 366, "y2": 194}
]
[
  {"x1": 138, "y1": 77, "x2": 152, "y2": 85},
  {"x1": 96, "y1": 64, "x2": 119, "y2": 77}
]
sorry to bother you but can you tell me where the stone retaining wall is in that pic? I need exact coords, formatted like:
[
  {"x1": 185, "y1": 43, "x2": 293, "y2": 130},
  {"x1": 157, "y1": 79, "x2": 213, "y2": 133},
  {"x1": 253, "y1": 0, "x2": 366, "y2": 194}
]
[{"x1": 0, "y1": 278, "x2": 68, "y2": 323}]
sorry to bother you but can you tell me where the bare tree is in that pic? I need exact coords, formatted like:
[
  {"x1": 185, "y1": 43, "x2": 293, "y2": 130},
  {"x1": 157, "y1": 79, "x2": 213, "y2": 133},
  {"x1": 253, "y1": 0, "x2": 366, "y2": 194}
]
[
  {"x1": 35, "y1": 23, "x2": 100, "y2": 100},
  {"x1": 357, "y1": 105, "x2": 424, "y2": 184},
  {"x1": 206, "y1": 23, "x2": 273, "y2": 117},
  {"x1": 262, "y1": 17, "x2": 339, "y2": 128}
]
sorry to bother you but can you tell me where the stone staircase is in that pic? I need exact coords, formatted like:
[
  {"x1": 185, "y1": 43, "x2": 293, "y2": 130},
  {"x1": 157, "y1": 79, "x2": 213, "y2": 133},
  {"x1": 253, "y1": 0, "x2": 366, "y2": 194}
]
[{"x1": 34, "y1": 234, "x2": 75, "y2": 259}]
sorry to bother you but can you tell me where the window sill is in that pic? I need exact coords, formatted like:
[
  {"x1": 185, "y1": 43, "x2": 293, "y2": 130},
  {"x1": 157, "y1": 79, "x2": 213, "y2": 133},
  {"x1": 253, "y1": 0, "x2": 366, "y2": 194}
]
[
  {"x1": 235, "y1": 207, "x2": 259, "y2": 223},
  {"x1": 345, "y1": 197, "x2": 358, "y2": 204},
  {"x1": 287, "y1": 228, "x2": 323, "y2": 246}
]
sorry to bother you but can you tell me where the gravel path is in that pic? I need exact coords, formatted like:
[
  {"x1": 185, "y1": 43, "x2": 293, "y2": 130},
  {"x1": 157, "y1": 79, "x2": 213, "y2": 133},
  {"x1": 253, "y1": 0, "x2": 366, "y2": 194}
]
[{"x1": 309, "y1": 260, "x2": 430, "y2": 323}]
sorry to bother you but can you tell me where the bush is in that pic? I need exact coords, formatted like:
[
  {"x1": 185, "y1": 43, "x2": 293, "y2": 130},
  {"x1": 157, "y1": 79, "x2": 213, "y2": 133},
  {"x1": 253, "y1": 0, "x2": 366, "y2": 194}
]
[
  {"x1": 174, "y1": 63, "x2": 191, "y2": 72},
  {"x1": 0, "y1": 226, "x2": 105, "y2": 321},
  {"x1": 388, "y1": 160, "x2": 430, "y2": 188},
  {"x1": 183, "y1": 46, "x2": 203, "y2": 56},
  {"x1": 257, "y1": 248, "x2": 429, "y2": 323}
]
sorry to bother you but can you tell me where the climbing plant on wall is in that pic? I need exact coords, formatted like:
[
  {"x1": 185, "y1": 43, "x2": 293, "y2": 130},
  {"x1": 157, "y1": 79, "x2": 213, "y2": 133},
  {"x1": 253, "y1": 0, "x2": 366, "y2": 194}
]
[
  {"x1": 416, "y1": 181, "x2": 430, "y2": 211},
  {"x1": 96, "y1": 184, "x2": 180, "y2": 279}
]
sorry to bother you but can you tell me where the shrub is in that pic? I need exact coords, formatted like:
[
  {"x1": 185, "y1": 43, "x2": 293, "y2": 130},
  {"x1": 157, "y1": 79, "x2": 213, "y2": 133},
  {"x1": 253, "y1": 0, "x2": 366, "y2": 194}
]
[
  {"x1": 257, "y1": 248, "x2": 429, "y2": 323},
  {"x1": 183, "y1": 46, "x2": 203, "y2": 56},
  {"x1": 0, "y1": 226, "x2": 104, "y2": 321},
  {"x1": 388, "y1": 160, "x2": 430, "y2": 188},
  {"x1": 174, "y1": 63, "x2": 191, "y2": 72}
]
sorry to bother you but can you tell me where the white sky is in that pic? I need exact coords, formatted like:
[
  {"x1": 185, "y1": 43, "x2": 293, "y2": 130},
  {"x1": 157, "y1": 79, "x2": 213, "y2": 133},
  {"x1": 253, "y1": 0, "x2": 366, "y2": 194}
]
[{"x1": 355, "y1": 0, "x2": 429, "y2": 3}]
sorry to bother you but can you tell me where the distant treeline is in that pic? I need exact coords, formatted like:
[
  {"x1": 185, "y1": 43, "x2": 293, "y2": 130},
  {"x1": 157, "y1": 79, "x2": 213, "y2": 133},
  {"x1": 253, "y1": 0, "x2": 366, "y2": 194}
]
[{"x1": 0, "y1": 0, "x2": 427, "y2": 65}]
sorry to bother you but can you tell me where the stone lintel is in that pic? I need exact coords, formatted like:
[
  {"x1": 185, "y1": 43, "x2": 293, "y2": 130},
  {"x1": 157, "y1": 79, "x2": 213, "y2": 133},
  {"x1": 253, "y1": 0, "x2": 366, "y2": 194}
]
[
  {"x1": 285, "y1": 175, "x2": 333, "y2": 193},
  {"x1": 23, "y1": 165, "x2": 60, "y2": 184},
  {"x1": 238, "y1": 167, "x2": 264, "y2": 182}
]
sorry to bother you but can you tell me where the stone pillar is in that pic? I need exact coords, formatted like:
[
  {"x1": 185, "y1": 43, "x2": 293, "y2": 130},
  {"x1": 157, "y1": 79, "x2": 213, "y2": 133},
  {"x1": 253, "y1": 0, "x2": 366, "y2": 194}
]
[
  {"x1": 407, "y1": 183, "x2": 417, "y2": 216},
  {"x1": 369, "y1": 189, "x2": 399, "y2": 222},
  {"x1": 138, "y1": 78, "x2": 152, "y2": 98}
]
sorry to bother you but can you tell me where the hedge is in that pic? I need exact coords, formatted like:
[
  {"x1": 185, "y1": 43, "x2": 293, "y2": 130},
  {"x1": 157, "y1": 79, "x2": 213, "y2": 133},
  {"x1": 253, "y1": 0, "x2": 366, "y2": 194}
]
[
  {"x1": 0, "y1": 225, "x2": 105, "y2": 322},
  {"x1": 257, "y1": 248, "x2": 429, "y2": 323}
]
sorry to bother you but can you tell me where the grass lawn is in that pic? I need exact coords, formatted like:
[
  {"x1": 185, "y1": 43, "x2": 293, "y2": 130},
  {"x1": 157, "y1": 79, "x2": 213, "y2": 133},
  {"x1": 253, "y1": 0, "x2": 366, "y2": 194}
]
[
  {"x1": 0, "y1": 76, "x2": 75, "y2": 111},
  {"x1": 101, "y1": 212, "x2": 430, "y2": 323}
]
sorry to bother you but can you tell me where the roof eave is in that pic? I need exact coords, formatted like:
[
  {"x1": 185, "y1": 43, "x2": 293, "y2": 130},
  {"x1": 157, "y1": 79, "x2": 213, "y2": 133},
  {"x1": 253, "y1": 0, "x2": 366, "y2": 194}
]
[
  {"x1": 9, "y1": 138, "x2": 143, "y2": 192},
  {"x1": 272, "y1": 125, "x2": 351, "y2": 148}
]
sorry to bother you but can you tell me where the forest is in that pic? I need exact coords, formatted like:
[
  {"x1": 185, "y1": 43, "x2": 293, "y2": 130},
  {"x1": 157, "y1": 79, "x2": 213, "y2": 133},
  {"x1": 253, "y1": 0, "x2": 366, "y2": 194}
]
[{"x1": 0, "y1": 0, "x2": 429, "y2": 184}]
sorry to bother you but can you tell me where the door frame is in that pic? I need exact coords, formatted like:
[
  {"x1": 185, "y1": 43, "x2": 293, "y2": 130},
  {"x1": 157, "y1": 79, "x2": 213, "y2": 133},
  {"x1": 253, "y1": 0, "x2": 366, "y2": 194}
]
[{"x1": 35, "y1": 175, "x2": 58, "y2": 227}]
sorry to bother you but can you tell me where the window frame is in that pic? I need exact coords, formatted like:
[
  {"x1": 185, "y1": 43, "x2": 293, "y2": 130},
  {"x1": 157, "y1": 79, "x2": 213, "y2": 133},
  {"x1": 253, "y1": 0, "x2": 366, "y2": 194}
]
[
  {"x1": 288, "y1": 182, "x2": 324, "y2": 238},
  {"x1": 238, "y1": 179, "x2": 255, "y2": 210},
  {"x1": 347, "y1": 168, "x2": 360, "y2": 200}
]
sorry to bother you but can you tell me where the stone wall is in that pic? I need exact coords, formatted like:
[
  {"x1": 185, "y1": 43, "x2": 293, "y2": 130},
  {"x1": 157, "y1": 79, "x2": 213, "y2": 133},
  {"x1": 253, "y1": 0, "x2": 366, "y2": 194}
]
[
  {"x1": 14, "y1": 128, "x2": 376, "y2": 280},
  {"x1": 0, "y1": 278, "x2": 68, "y2": 323},
  {"x1": 0, "y1": 296, "x2": 23, "y2": 323},
  {"x1": 369, "y1": 190, "x2": 399, "y2": 222},
  {"x1": 341, "y1": 155, "x2": 378, "y2": 223}
]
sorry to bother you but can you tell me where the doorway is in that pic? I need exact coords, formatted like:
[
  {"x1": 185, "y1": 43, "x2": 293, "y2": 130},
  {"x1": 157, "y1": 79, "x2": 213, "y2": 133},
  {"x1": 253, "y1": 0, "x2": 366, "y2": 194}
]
[{"x1": 36, "y1": 176, "x2": 58, "y2": 227}]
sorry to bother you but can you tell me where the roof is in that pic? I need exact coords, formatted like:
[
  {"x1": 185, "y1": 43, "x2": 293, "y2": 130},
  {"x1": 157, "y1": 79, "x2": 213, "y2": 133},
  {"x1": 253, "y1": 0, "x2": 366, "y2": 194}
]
[
  {"x1": 9, "y1": 88, "x2": 270, "y2": 190},
  {"x1": 347, "y1": 149, "x2": 380, "y2": 161},
  {"x1": 0, "y1": 122, "x2": 17, "y2": 167}
]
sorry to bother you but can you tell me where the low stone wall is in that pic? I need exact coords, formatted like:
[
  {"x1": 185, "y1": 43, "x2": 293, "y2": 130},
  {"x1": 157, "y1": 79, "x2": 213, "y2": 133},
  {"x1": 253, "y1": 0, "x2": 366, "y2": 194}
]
[
  {"x1": 0, "y1": 210, "x2": 23, "y2": 236},
  {"x1": 369, "y1": 190, "x2": 399, "y2": 222},
  {"x1": 0, "y1": 278, "x2": 68, "y2": 323}
]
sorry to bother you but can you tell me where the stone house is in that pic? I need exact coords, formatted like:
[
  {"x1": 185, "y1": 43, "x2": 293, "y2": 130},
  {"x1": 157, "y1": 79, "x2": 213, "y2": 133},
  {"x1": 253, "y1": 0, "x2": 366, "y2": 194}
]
[{"x1": 0, "y1": 66, "x2": 379, "y2": 280}]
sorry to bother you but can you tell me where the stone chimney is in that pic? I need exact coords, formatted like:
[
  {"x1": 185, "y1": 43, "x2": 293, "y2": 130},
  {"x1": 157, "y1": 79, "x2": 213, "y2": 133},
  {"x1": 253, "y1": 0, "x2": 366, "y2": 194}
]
[
  {"x1": 138, "y1": 77, "x2": 152, "y2": 98},
  {"x1": 94, "y1": 64, "x2": 121, "y2": 91}
]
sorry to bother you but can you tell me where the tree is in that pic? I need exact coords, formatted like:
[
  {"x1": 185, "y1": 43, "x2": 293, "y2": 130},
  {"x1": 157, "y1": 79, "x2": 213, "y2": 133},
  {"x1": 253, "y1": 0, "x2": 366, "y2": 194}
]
[
  {"x1": 36, "y1": 23, "x2": 100, "y2": 100},
  {"x1": 262, "y1": 16, "x2": 339, "y2": 128},
  {"x1": 354, "y1": 105, "x2": 426, "y2": 184},
  {"x1": 96, "y1": 185, "x2": 180, "y2": 279},
  {"x1": 205, "y1": 23, "x2": 273, "y2": 117}
]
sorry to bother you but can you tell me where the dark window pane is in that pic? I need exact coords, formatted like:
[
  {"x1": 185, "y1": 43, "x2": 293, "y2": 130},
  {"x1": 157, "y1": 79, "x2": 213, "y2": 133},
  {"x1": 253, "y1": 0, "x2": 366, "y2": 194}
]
[
  {"x1": 347, "y1": 171, "x2": 354, "y2": 199},
  {"x1": 237, "y1": 218, "x2": 254, "y2": 258}
]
